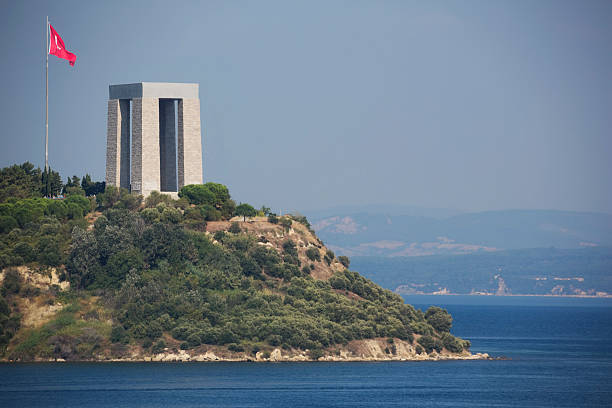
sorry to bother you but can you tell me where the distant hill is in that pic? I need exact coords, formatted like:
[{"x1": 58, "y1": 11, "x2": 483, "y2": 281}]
[
  {"x1": 307, "y1": 208, "x2": 612, "y2": 257},
  {"x1": 351, "y1": 247, "x2": 612, "y2": 296}
]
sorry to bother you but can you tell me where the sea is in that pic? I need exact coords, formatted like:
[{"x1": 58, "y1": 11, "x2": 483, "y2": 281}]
[{"x1": 1, "y1": 295, "x2": 611, "y2": 408}]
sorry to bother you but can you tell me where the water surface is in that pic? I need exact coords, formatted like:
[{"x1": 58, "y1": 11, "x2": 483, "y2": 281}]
[{"x1": 1, "y1": 296, "x2": 610, "y2": 407}]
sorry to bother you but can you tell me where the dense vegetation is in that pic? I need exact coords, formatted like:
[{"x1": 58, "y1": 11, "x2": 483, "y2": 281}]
[
  {"x1": 0, "y1": 162, "x2": 468, "y2": 360},
  {"x1": 352, "y1": 248, "x2": 612, "y2": 295}
]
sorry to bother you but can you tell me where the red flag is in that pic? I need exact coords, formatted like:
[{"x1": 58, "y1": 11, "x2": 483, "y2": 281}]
[{"x1": 49, "y1": 25, "x2": 77, "y2": 66}]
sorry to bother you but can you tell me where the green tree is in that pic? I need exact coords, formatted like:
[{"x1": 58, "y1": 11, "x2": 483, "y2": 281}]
[
  {"x1": 0, "y1": 162, "x2": 43, "y2": 202},
  {"x1": 179, "y1": 184, "x2": 215, "y2": 205},
  {"x1": 235, "y1": 203, "x2": 256, "y2": 221},
  {"x1": 425, "y1": 306, "x2": 452, "y2": 333},
  {"x1": 0, "y1": 216, "x2": 17, "y2": 233},
  {"x1": 80, "y1": 174, "x2": 104, "y2": 196},
  {"x1": 41, "y1": 167, "x2": 62, "y2": 197}
]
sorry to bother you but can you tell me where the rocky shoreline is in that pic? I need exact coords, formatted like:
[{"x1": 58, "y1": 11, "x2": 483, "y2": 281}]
[
  {"x1": 2, "y1": 338, "x2": 492, "y2": 363},
  {"x1": 4, "y1": 352, "x2": 491, "y2": 363}
]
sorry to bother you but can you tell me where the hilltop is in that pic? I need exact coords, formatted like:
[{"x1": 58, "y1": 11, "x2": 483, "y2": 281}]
[{"x1": 0, "y1": 163, "x2": 481, "y2": 362}]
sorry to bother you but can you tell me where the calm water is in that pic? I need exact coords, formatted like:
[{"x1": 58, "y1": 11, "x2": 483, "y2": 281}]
[{"x1": 1, "y1": 296, "x2": 611, "y2": 407}]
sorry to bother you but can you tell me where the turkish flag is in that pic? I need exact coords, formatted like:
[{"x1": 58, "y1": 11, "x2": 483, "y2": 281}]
[{"x1": 49, "y1": 25, "x2": 77, "y2": 66}]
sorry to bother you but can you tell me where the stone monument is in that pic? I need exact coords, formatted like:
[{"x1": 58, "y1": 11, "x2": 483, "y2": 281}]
[{"x1": 105, "y1": 82, "x2": 203, "y2": 197}]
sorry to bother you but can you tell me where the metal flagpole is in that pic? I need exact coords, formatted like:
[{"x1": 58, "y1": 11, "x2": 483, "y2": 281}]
[{"x1": 45, "y1": 16, "x2": 49, "y2": 173}]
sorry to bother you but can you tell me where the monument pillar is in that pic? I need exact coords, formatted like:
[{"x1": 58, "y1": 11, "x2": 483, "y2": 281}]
[
  {"x1": 105, "y1": 99, "x2": 130, "y2": 189},
  {"x1": 178, "y1": 98, "x2": 203, "y2": 188},
  {"x1": 105, "y1": 82, "x2": 203, "y2": 197}
]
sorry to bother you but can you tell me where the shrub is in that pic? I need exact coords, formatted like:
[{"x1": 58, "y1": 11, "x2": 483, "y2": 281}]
[
  {"x1": 308, "y1": 348, "x2": 324, "y2": 360},
  {"x1": 267, "y1": 214, "x2": 278, "y2": 224},
  {"x1": 145, "y1": 191, "x2": 173, "y2": 208},
  {"x1": 110, "y1": 325, "x2": 128, "y2": 344},
  {"x1": 441, "y1": 333, "x2": 464, "y2": 353},
  {"x1": 47, "y1": 200, "x2": 68, "y2": 219},
  {"x1": 152, "y1": 340, "x2": 166, "y2": 354},
  {"x1": 306, "y1": 248, "x2": 321, "y2": 262},
  {"x1": 227, "y1": 343, "x2": 244, "y2": 352},
  {"x1": 268, "y1": 335, "x2": 282, "y2": 346},
  {"x1": 228, "y1": 222, "x2": 241, "y2": 234},
  {"x1": 338, "y1": 256, "x2": 350, "y2": 268},
  {"x1": 417, "y1": 335, "x2": 442, "y2": 354},
  {"x1": 13, "y1": 242, "x2": 34, "y2": 262},
  {"x1": 187, "y1": 333, "x2": 202, "y2": 348},
  {"x1": 0, "y1": 216, "x2": 18, "y2": 233},
  {"x1": 200, "y1": 204, "x2": 222, "y2": 221},
  {"x1": 324, "y1": 250, "x2": 334, "y2": 265},
  {"x1": 1, "y1": 269, "x2": 21, "y2": 296},
  {"x1": 280, "y1": 217, "x2": 292, "y2": 231},
  {"x1": 179, "y1": 183, "x2": 234, "y2": 219},
  {"x1": 213, "y1": 231, "x2": 226, "y2": 242}
]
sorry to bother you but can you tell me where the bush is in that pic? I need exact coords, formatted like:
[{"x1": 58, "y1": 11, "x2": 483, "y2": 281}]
[
  {"x1": 1, "y1": 269, "x2": 21, "y2": 296},
  {"x1": 200, "y1": 204, "x2": 222, "y2": 221},
  {"x1": 417, "y1": 335, "x2": 442, "y2": 354},
  {"x1": 228, "y1": 222, "x2": 241, "y2": 234},
  {"x1": 308, "y1": 348, "x2": 325, "y2": 360},
  {"x1": 441, "y1": 333, "x2": 464, "y2": 353},
  {"x1": 280, "y1": 217, "x2": 292, "y2": 231},
  {"x1": 187, "y1": 333, "x2": 202, "y2": 348},
  {"x1": 324, "y1": 249, "x2": 335, "y2": 265},
  {"x1": 227, "y1": 343, "x2": 244, "y2": 352},
  {"x1": 152, "y1": 340, "x2": 166, "y2": 354},
  {"x1": 47, "y1": 200, "x2": 68, "y2": 219},
  {"x1": 110, "y1": 325, "x2": 128, "y2": 344},
  {"x1": 179, "y1": 183, "x2": 234, "y2": 219},
  {"x1": 305, "y1": 248, "x2": 321, "y2": 262},
  {"x1": 144, "y1": 191, "x2": 173, "y2": 208},
  {"x1": 13, "y1": 242, "x2": 34, "y2": 263},
  {"x1": 65, "y1": 194, "x2": 90, "y2": 216},
  {"x1": 0, "y1": 216, "x2": 18, "y2": 233},
  {"x1": 338, "y1": 256, "x2": 350, "y2": 268},
  {"x1": 267, "y1": 214, "x2": 278, "y2": 224}
]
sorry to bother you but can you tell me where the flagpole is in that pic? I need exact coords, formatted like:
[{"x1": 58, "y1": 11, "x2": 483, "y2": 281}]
[{"x1": 45, "y1": 16, "x2": 49, "y2": 175}]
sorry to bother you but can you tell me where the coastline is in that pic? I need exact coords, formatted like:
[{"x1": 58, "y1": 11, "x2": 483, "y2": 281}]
[
  {"x1": 0, "y1": 338, "x2": 491, "y2": 363},
  {"x1": 1, "y1": 351, "x2": 491, "y2": 363}
]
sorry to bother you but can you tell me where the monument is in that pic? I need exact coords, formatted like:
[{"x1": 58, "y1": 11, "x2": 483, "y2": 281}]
[{"x1": 105, "y1": 82, "x2": 203, "y2": 197}]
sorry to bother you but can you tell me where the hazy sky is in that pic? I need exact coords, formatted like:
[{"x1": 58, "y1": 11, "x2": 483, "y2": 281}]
[{"x1": 1, "y1": 0, "x2": 610, "y2": 214}]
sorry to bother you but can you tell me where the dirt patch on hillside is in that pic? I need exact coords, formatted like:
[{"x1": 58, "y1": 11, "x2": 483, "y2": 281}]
[{"x1": 206, "y1": 218, "x2": 346, "y2": 282}]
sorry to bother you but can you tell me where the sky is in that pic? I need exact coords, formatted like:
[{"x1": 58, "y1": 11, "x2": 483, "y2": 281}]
[{"x1": 0, "y1": 0, "x2": 610, "y2": 214}]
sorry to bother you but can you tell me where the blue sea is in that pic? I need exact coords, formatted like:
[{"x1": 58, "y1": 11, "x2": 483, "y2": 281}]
[{"x1": 1, "y1": 296, "x2": 611, "y2": 407}]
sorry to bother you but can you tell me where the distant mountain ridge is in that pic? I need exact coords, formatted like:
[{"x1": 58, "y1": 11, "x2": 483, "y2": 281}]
[
  {"x1": 307, "y1": 208, "x2": 612, "y2": 257},
  {"x1": 351, "y1": 247, "x2": 612, "y2": 296}
]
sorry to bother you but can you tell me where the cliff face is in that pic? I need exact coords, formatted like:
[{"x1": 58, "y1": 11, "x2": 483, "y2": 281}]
[{"x1": 0, "y1": 215, "x2": 477, "y2": 362}]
